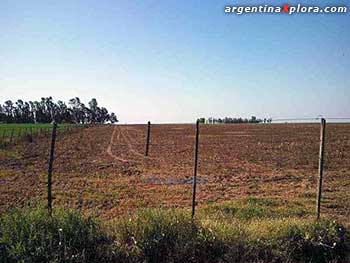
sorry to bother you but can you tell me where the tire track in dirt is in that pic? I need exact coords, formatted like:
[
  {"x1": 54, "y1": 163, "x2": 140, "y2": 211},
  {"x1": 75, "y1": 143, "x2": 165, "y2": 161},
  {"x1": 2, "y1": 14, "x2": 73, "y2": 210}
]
[
  {"x1": 107, "y1": 125, "x2": 158, "y2": 167},
  {"x1": 126, "y1": 126, "x2": 144, "y2": 134},
  {"x1": 121, "y1": 127, "x2": 146, "y2": 158},
  {"x1": 123, "y1": 127, "x2": 159, "y2": 161},
  {"x1": 106, "y1": 126, "x2": 129, "y2": 163}
]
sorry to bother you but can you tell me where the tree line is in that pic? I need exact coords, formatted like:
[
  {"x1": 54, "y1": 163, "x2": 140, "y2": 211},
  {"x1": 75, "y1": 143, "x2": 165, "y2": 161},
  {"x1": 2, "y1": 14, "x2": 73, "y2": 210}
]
[
  {"x1": 0, "y1": 97, "x2": 118, "y2": 124},
  {"x1": 197, "y1": 116, "x2": 272, "y2": 124}
]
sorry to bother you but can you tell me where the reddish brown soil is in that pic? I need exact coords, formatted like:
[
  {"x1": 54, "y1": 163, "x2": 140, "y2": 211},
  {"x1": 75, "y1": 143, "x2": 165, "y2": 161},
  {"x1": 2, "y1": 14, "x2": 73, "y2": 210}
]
[{"x1": 0, "y1": 124, "x2": 349, "y2": 224}]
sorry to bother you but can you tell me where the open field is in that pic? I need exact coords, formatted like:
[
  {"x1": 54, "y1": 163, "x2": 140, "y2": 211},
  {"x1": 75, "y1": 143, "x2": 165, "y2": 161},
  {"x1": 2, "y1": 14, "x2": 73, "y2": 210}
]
[
  {"x1": 0, "y1": 123, "x2": 53, "y2": 140},
  {"x1": 1, "y1": 123, "x2": 350, "y2": 261},
  {"x1": 0, "y1": 123, "x2": 349, "y2": 226},
  {"x1": 0, "y1": 123, "x2": 82, "y2": 144}
]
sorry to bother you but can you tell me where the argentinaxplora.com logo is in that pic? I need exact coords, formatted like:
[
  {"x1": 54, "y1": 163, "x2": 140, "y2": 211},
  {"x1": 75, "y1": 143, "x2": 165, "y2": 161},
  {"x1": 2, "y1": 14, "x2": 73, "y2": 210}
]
[{"x1": 225, "y1": 4, "x2": 349, "y2": 15}]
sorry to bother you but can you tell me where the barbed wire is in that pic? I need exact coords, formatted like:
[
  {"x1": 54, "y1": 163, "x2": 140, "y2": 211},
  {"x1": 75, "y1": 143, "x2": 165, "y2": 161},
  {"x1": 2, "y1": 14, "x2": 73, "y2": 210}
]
[
  {"x1": 272, "y1": 117, "x2": 319, "y2": 122},
  {"x1": 272, "y1": 117, "x2": 350, "y2": 122}
]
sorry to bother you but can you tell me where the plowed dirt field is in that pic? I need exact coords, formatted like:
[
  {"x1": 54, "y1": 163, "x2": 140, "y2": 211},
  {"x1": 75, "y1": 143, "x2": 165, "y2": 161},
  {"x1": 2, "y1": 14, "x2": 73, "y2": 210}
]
[{"x1": 0, "y1": 124, "x2": 349, "y2": 224}]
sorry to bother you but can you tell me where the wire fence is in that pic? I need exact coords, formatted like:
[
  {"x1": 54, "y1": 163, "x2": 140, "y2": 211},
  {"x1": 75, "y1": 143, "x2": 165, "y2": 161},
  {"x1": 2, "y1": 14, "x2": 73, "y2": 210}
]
[
  {"x1": 0, "y1": 124, "x2": 84, "y2": 146},
  {"x1": 272, "y1": 117, "x2": 350, "y2": 123},
  {"x1": 0, "y1": 119, "x2": 349, "y2": 221}
]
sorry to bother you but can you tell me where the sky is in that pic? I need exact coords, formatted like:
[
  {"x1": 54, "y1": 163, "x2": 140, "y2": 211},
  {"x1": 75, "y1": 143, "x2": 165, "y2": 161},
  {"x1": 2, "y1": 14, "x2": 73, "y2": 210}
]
[{"x1": 1, "y1": 0, "x2": 349, "y2": 123}]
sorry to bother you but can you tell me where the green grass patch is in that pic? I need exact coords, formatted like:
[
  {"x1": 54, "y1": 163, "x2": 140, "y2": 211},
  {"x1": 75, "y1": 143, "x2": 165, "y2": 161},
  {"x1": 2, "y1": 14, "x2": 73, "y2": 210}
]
[
  {"x1": 0, "y1": 123, "x2": 81, "y2": 144},
  {"x1": 0, "y1": 200, "x2": 349, "y2": 262},
  {"x1": 200, "y1": 197, "x2": 313, "y2": 220},
  {"x1": 0, "y1": 207, "x2": 115, "y2": 263}
]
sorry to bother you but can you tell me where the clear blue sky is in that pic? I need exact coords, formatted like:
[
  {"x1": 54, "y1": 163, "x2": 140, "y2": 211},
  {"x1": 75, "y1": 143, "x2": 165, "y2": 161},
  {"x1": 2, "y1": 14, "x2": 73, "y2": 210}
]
[{"x1": 1, "y1": 0, "x2": 349, "y2": 123}]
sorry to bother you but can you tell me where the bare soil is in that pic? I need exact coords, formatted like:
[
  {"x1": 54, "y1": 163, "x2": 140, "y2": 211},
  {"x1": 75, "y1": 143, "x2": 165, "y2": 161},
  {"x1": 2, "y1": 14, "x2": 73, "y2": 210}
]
[{"x1": 0, "y1": 123, "x2": 349, "y2": 224}]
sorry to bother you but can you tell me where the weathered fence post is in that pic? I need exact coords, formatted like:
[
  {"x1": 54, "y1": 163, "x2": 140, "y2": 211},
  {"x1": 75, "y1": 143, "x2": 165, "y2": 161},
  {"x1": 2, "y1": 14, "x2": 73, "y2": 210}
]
[
  {"x1": 47, "y1": 122, "x2": 58, "y2": 215},
  {"x1": 316, "y1": 118, "x2": 326, "y2": 220},
  {"x1": 191, "y1": 120, "x2": 200, "y2": 219},
  {"x1": 145, "y1": 121, "x2": 151, "y2": 156}
]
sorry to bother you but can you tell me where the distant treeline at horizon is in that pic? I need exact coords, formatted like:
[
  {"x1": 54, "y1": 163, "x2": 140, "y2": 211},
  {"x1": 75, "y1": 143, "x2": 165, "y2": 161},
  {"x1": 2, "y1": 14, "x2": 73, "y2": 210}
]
[
  {"x1": 0, "y1": 97, "x2": 118, "y2": 124},
  {"x1": 197, "y1": 116, "x2": 272, "y2": 124}
]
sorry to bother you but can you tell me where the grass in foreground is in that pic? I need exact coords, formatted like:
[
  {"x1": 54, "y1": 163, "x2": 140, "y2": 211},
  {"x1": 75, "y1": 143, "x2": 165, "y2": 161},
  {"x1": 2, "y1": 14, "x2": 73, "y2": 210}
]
[{"x1": 0, "y1": 199, "x2": 349, "y2": 263}]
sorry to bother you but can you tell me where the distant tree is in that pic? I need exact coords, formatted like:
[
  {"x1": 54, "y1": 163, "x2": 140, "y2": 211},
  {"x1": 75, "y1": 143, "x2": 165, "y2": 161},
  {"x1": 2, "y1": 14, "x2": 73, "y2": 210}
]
[
  {"x1": 0, "y1": 104, "x2": 5, "y2": 122},
  {"x1": 98, "y1": 107, "x2": 109, "y2": 123},
  {"x1": 33, "y1": 99, "x2": 45, "y2": 123},
  {"x1": 197, "y1": 118, "x2": 205, "y2": 124},
  {"x1": 250, "y1": 116, "x2": 257, "y2": 123},
  {"x1": 109, "y1": 112, "x2": 118, "y2": 123},
  {"x1": 202, "y1": 116, "x2": 265, "y2": 124},
  {"x1": 14, "y1": 100, "x2": 23, "y2": 122},
  {"x1": 44, "y1": 97, "x2": 56, "y2": 122},
  {"x1": 69, "y1": 97, "x2": 84, "y2": 124},
  {"x1": 88, "y1": 98, "x2": 98, "y2": 123},
  {"x1": 0, "y1": 97, "x2": 118, "y2": 124},
  {"x1": 23, "y1": 102, "x2": 33, "y2": 123},
  {"x1": 3, "y1": 100, "x2": 14, "y2": 123},
  {"x1": 56, "y1": 100, "x2": 72, "y2": 123}
]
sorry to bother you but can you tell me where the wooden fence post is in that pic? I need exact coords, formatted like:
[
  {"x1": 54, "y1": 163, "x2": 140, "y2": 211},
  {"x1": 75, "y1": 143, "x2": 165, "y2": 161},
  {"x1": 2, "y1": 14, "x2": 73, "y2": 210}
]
[
  {"x1": 47, "y1": 122, "x2": 58, "y2": 215},
  {"x1": 316, "y1": 118, "x2": 326, "y2": 220},
  {"x1": 145, "y1": 121, "x2": 151, "y2": 156},
  {"x1": 191, "y1": 120, "x2": 200, "y2": 219}
]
